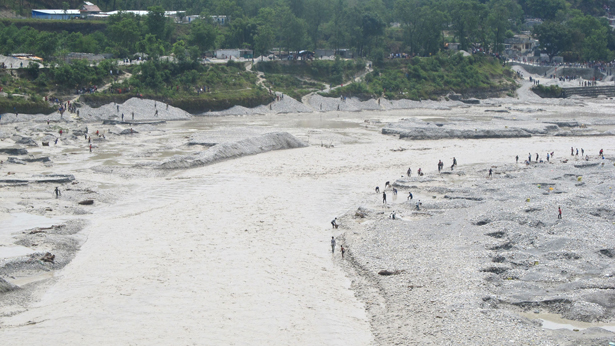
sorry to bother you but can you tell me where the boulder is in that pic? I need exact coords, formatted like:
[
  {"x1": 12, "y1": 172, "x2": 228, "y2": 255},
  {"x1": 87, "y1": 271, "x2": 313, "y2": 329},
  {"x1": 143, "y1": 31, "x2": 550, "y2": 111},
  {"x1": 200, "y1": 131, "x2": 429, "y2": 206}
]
[
  {"x1": 0, "y1": 277, "x2": 17, "y2": 293},
  {"x1": 41, "y1": 252, "x2": 55, "y2": 263},
  {"x1": 119, "y1": 129, "x2": 139, "y2": 135},
  {"x1": 461, "y1": 98, "x2": 480, "y2": 104},
  {"x1": 7, "y1": 157, "x2": 26, "y2": 164},
  {"x1": 0, "y1": 148, "x2": 28, "y2": 155},
  {"x1": 14, "y1": 136, "x2": 38, "y2": 147},
  {"x1": 378, "y1": 269, "x2": 403, "y2": 276}
]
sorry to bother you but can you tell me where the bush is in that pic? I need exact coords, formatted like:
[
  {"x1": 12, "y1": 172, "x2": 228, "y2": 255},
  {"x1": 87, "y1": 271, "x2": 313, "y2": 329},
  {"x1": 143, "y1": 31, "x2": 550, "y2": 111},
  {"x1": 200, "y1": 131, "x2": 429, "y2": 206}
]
[{"x1": 531, "y1": 84, "x2": 564, "y2": 98}]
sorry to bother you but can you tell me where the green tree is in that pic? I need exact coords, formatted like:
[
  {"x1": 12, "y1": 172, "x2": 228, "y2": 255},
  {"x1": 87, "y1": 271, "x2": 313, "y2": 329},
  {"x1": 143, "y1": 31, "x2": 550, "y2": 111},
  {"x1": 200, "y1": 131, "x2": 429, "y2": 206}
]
[
  {"x1": 532, "y1": 21, "x2": 571, "y2": 59},
  {"x1": 188, "y1": 17, "x2": 217, "y2": 53},
  {"x1": 173, "y1": 39, "x2": 188, "y2": 64},
  {"x1": 137, "y1": 34, "x2": 166, "y2": 60},
  {"x1": 107, "y1": 14, "x2": 141, "y2": 54},
  {"x1": 146, "y1": 6, "x2": 170, "y2": 40}
]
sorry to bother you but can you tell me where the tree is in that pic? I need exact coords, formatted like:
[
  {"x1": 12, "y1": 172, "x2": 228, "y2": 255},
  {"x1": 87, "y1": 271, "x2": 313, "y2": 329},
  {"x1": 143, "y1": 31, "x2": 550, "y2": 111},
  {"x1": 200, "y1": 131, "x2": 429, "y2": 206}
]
[
  {"x1": 188, "y1": 17, "x2": 217, "y2": 53},
  {"x1": 137, "y1": 34, "x2": 166, "y2": 60},
  {"x1": 146, "y1": 6, "x2": 169, "y2": 40},
  {"x1": 523, "y1": 0, "x2": 567, "y2": 20},
  {"x1": 62, "y1": 2, "x2": 69, "y2": 19},
  {"x1": 107, "y1": 14, "x2": 141, "y2": 53},
  {"x1": 448, "y1": 0, "x2": 485, "y2": 51},
  {"x1": 173, "y1": 40, "x2": 188, "y2": 64},
  {"x1": 532, "y1": 21, "x2": 571, "y2": 59}
]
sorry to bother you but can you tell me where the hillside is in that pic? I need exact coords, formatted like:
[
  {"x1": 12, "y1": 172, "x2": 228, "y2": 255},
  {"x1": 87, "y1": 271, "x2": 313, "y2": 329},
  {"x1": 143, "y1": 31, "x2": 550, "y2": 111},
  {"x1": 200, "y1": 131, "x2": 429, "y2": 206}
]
[{"x1": 323, "y1": 53, "x2": 518, "y2": 101}]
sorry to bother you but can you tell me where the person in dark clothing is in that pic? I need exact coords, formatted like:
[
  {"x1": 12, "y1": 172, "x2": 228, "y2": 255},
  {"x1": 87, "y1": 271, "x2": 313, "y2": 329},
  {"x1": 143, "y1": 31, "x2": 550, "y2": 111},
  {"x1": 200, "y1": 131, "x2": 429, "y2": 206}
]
[
  {"x1": 375, "y1": 186, "x2": 380, "y2": 193},
  {"x1": 516, "y1": 155, "x2": 519, "y2": 163},
  {"x1": 383, "y1": 191, "x2": 387, "y2": 204},
  {"x1": 54, "y1": 187, "x2": 61, "y2": 198},
  {"x1": 488, "y1": 168, "x2": 493, "y2": 178},
  {"x1": 408, "y1": 192, "x2": 413, "y2": 200}
]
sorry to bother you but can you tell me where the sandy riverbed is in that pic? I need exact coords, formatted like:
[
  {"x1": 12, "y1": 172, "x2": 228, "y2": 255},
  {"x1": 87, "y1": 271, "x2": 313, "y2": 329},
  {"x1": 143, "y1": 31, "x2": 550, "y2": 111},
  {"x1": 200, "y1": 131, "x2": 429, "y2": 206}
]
[{"x1": 1, "y1": 69, "x2": 615, "y2": 345}]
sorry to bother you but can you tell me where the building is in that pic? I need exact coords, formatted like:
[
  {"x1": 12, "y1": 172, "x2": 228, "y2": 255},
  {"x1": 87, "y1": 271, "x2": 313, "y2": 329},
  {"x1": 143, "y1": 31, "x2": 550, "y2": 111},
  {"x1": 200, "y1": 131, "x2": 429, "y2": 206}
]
[
  {"x1": 524, "y1": 18, "x2": 543, "y2": 28},
  {"x1": 31, "y1": 9, "x2": 81, "y2": 20},
  {"x1": 215, "y1": 49, "x2": 253, "y2": 59},
  {"x1": 315, "y1": 48, "x2": 355, "y2": 59},
  {"x1": 446, "y1": 43, "x2": 460, "y2": 51},
  {"x1": 80, "y1": 2, "x2": 101, "y2": 18},
  {"x1": 88, "y1": 10, "x2": 184, "y2": 20},
  {"x1": 211, "y1": 15, "x2": 227, "y2": 25},
  {"x1": 504, "y1": 35, "x2": 538, "y2": 54}
]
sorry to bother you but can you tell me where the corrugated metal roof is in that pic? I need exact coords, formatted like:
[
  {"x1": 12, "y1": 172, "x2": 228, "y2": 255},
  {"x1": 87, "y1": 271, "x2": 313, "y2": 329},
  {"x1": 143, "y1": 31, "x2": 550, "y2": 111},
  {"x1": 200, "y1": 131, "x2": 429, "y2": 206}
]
[{"x1": 32, "y1": 9, "x2": 81, "y2": 15}]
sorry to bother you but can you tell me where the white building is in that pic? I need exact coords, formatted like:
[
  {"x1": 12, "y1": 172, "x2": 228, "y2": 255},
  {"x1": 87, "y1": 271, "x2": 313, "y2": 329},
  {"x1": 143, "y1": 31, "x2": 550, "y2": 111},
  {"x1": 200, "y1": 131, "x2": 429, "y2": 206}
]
[{"x1": 215, "y1": 49, "x2": 253, "y2": 59}]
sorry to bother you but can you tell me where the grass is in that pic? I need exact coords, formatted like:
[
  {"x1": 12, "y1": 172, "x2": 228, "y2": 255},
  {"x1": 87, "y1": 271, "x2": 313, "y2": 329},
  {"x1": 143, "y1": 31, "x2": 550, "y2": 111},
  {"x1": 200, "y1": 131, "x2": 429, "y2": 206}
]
[
  {"x1": 256, "y1": 59, "x2": 366, "y2": 85},
  {"x1": 321, "y1": 52, "x2": 517, "y2": 100},
  {"x1": 262, "y1": 74, "x2": 325, "y2": 100}
]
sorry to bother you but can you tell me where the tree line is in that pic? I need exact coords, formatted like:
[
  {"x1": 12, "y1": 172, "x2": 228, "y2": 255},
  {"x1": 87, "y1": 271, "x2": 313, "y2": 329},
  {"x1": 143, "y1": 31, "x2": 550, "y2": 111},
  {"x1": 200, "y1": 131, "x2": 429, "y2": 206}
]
[{"x1": 2, "y1": 0, "x2": 615, "y2": 62}]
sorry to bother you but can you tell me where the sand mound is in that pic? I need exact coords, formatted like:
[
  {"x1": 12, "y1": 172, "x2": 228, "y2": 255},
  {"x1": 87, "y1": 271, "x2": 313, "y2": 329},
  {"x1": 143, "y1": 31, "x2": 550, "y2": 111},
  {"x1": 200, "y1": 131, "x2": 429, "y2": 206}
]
[
  {"x1": 79, "y1": 98, "x2": 191, "y2": 122},
  {"x1": 158, "y1": 132, "x2": 307, "y2": 169}
]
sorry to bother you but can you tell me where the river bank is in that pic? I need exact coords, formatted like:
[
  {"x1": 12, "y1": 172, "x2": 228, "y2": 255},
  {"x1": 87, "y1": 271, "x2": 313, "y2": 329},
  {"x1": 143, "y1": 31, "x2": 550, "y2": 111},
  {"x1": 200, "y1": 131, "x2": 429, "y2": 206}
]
[{"x1": 0, "y1": 70, "x2": 614, "y2": 344}]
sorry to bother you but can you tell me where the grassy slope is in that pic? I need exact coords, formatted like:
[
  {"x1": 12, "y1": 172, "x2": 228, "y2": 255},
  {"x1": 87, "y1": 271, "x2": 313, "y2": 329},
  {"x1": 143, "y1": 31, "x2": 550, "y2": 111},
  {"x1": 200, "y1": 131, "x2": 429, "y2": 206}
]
[{"x1": 323, "y1": 53, "x2": 518, "y2": 100}]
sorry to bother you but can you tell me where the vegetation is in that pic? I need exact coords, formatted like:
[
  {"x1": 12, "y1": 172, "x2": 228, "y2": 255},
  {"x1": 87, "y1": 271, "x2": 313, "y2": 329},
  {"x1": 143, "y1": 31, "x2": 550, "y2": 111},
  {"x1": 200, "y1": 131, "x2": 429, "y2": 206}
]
[
  {"x1": 262, "y1": 73, "x2": 325, "y2": 100},
  {"x1": 2, "y1": 0, "x2": 615, "y2": 112},
  {"x1": 256, "y1": 58, "x2": 366, "y2": 85},
  {"x1": 531, "y1": 84, "x2": 564, "y2": 98},
  {"x1": 78, "y1": 59, "x2": 272, "y2": 112},
  {"x1": 323, "y1": 52, "x2": 517, "y2": 100}
]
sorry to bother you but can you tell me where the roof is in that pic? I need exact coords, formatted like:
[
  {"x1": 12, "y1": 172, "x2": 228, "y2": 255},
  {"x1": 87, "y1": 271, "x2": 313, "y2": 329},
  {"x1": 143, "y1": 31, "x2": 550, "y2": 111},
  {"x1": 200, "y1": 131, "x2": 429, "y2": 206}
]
[
  {"x1": 81, "y1": 4, "x2": 101, "y2": 12},
  {"x1": 102, "y1": 10, "x2": 184, "y2": 16},
  {"x1": 32, "y1": 9, "x2": 81, "y2": 15}
]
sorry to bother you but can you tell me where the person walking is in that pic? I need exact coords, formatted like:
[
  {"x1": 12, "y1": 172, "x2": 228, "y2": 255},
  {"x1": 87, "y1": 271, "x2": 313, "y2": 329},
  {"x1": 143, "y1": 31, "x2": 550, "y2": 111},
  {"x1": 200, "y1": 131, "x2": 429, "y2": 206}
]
[
  {"x1": 488, "y1": 168, "x2": 493, "y2": 178},
  {"x1": 383, "y1": 191, "x2": 387, "y2": 204},
  {"x1": 331, "y1": 236, "x2": 336, "y2": 253},
  {"x1": 54, "y1": 187, "x2": 61, "y2": 198},
  {"x1": 341, "y1": 245, "x2": 345, "y2": 259},
  {"x1": 407, "y1": 168, "x2": 411, "y2": 177},
  {"x1": 558, "y1": 206, "x2": 562, "y2": 219},
  {"x1": 516, "y1": 155, "x2": 519, "y2": 163}
]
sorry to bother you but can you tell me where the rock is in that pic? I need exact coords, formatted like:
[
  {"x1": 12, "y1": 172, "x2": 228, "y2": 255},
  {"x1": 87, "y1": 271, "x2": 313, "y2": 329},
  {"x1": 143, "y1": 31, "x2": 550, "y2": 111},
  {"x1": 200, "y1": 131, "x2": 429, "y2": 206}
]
[
  {"x1": 378, "y1": 269, "x2": 403, "y2": 276},
  {"x1": 545, "y1": 121, "x2": 580, "y2": 127},
  {"x1": 78, "y1": 199, "x2": 94, "y2": 205},
  {"x1": 7, "y1": 157, "x2": 26, "y2": 164},
  {"x1": 0, "y1": 277, "x2": 17, "y2": 293},
  {"x1": 41, "y1": 252, "x2": 55, "y2": 263},
  {"x1": 24, "y1": 156, "x2": 50, "y2": 163},
  {"x1": 574, "y1": 162, "x2": 600, "y2": 168},
  {"x1": 13, "y1": 136, "x2": 38, "y2": 147},
  {"x1": 119, "y1": 129, "x2": 139, "y2": 135},
  {"x1": 461, "y1": 98, "x2": 480, "y2": 104},
  {"x1": 32, "y1": 174, "x2": 75, "y2": 183},
  {"x1": 355, "y1": 207, "x2": 370, "y2": 218},
  {"x1": 0, "y1": 147, "x2": 28, "y2": 155},
  {"x1": 562, "y1": 301, "x2": 606, "y2": 322}
]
